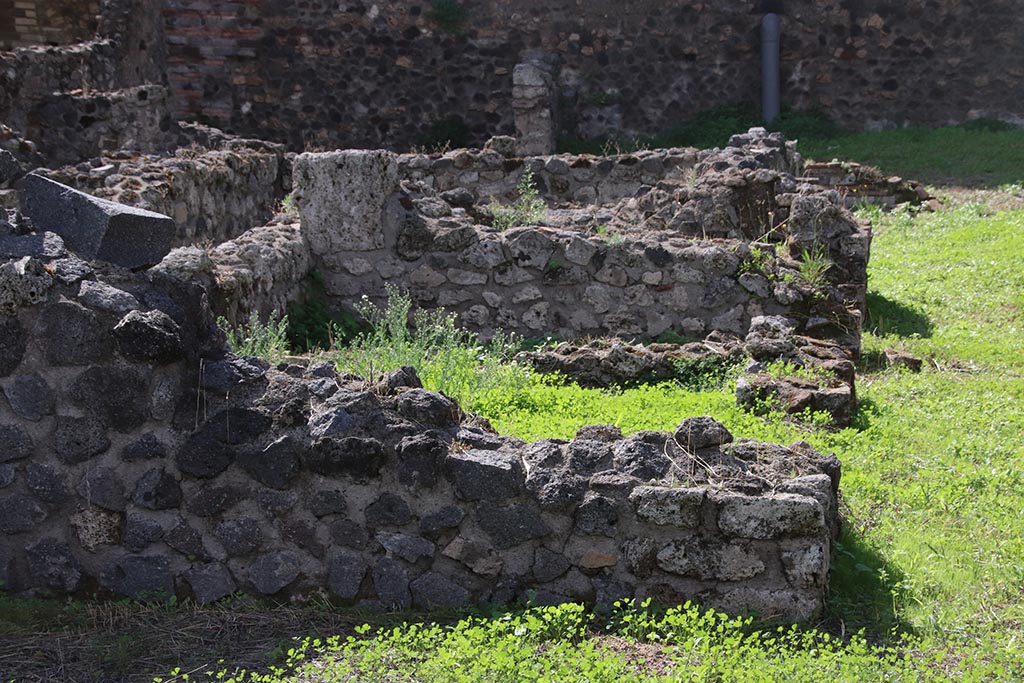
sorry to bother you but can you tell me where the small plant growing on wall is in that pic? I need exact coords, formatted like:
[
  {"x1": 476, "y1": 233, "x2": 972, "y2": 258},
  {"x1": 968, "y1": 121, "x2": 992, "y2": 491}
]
[
  {"x1": 796, "y1": 243, "x2": 833, "y2": 290},
  {"x1": 219, "y1": 310, "x2": 291, "y2": 365},
  {"x1": 428, "y1": 0, "x2": 468, "y2": 33},
  {"x1": 486, "y1": 169, "x2": 548, "y2": 230}
]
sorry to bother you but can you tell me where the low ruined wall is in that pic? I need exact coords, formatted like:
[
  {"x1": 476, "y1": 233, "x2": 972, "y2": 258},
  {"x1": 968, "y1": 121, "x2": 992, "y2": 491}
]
[
  {"x1": 0, "y1": 41, "x2": 121, "y2": 133},
  {"x1": 293, "y1": 132, "x2": 867, "y2": 350},
  {"x1": 24, "y1": 85, "x2": 175, "y2": 166},
  {"x1": 155, "y1": 214, "x2": 312, "y2": 325},
  {"x1": 46, "y1": 142, "x2": 288, "y2": 246},
  {"x1": 397, "y1": 142, "x2": 700, "y2": 206},
  {"x1": 0, "y1": 242, "x2": 839, "y2": 619},
  {"x1": 0, "y1": 0, "x2": 167, "y2": 164}
]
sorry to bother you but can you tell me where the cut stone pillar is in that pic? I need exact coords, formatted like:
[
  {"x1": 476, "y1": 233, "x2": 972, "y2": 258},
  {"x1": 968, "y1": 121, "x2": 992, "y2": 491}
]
[
  {"x1": 292, "y1": 150, "x2": 400, "y2": 253},
  {"x1": 18, "y1": 173, "x2": 174, "y2": 270},
  {"x1": 513, "y1": 61, "x2": 559, "y2": 156}
]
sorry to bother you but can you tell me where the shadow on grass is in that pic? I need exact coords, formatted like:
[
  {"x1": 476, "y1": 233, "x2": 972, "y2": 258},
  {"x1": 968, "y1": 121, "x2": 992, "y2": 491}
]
[
  {"x1": 865, "y1": 292, "x2": 933, "y2": 339},
  {"x1": 824, "y1": 527, "x2": 915, "y2": 641},
  {"x1": 847, "y1": 396, "x2": 881, "y2": 432}
]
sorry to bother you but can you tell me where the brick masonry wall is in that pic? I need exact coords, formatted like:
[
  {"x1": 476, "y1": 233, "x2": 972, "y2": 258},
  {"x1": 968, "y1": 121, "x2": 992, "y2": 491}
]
[
  {"x1": 158, "y1": 0, "x2": 1024, "y2": 150},
  {"x1": 4, "y1": 1, "x2": 1022, "y2": 155},
  {"x1": 0, "y1": 0, "x2": 99, "y2": 50}
]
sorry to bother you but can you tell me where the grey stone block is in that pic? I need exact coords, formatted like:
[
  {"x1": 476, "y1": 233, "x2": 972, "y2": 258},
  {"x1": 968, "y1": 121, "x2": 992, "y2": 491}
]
[
  {"x1": 186, "y1": 484, "x2": 247, "y2": 517},
  {"x1": 132, "y1": 468, "x2": 182, "y2": 510},
  {"x1": 122, "y1": 513, "x2": 164, "y2": 552},
  {"x1": 673, "y1": 416, "x2": 733, "y2": 451},
  {"x1": 371, "y1": 557, "x2": 411, "y2": 608},
  {"x1": 165, "y1": 520, "x2": 211, "y2": 561},
  {"x1": 215, "y1": 517, "x2": 263, "y2": 556},
  {"x1": 75, "y1": 467, "x2": 126, "y2": 512},
  {"x1": 630, "y1": 486, "x2": 705, "y2": 528},
  {"x1": 26, "y1": 538, "x2": 82, "y2": 592},
  {"x1": 239, "y1": 435, "x2": 301, "y2": 489},
  {"x1": 0, "y1": 232, "x2": 66, "y2": 260},
  {"x1": 120, "y1": 433, "x2": 168, "y2": 461},
  {"x1": 328, "y1": 551, "x2": 368, "y2": 600},
  {"x1": 0, "y1": 464, "x2": 14, "y2": 488},
  {"x1": 184, "y1": 563, "x2": 237, "y2": 604},
  {"x1": 715, "y1": 492, "x2": 825, "y2": 539},
  {"x1": 476, "y1": 503, "x2": 551, "y2": 549},
  {"x1": 69, "y1": 365, "x2": 150, "y2": 432},
  {"x1": 307, "y1": 488, "x2": 347, "y2": 517},
  {"x1": 396, "y1": 389, "x2": 459, "y2": 427},
  {"x1": 55, "y1": 415, "x2": 110, "y2": 464},
  {"x1": 103, "y1": 555, "x2": 175, "y2": 600},
  {"x1": 26, "y1": 463, "x2": 68, "y2": 504},
  {"x1": 77, "y1": 280, "x2": 141, "y2": 314},
  {"x1": 445, "y1": 449, "x2": 524, "y2": 501},
  {"x1": 0, "y1": 149, "x2": 22, "y2": 186},
  {"x1": 0, "y1": 316, "x2": 25, "y2": 376},
  {"x1": 293, "y1": 151, "x2": 398, "y2": 253},
  {"x1": 3, "y1": 372, "x2": 55, "y2": 421},
  {"x1": 0, "y1": 424, "x2": 33, "y2": 462},
  {"x1": 19, "y1": 174, "x2": 174, "y2": 270},
  {"x1": 396, "y1": 433, "x2": 446, "y2": 488},
  {"x1": 0, "y1": 493, "x2": 46, "y2": 533},
  {"x1": 248, "y1": 551, "x2": 301, "y2": 595},
  {"x1": 364, "y1": 493, "x2": 412, "y2": 527},
  {"x1": 376, "y1": 532, "x2": 434, "y2": 563},
  {"x1": 419, "y1": 505, "x2": 464, "y2": 538},
  {"x1": 410, "y1": 572, "x2": 470, "y2": 609},
  {"x1": 305, "y1": 436, "x2": 386, "y2": 480},
  {"x1": 113, "y1": 309, "x2": 184, "y2": 364},
  {"x1": 574, "y1": 493, "x2": 618, "y2": 536},
  {"x1": 34, "y1": 301, "x2": 113, "y2": 366}
]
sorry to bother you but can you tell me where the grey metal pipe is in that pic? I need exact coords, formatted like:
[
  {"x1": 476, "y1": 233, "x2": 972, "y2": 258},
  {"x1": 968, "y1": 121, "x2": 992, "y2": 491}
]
[{"x1": 761, "y1": 12, "x2": 781, "y2": 124}]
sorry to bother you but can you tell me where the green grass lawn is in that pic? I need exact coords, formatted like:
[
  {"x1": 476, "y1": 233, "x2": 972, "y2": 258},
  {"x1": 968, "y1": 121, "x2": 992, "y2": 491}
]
[{"x1": 797, "y1": 128, "x2": 1024, "y2": 187}]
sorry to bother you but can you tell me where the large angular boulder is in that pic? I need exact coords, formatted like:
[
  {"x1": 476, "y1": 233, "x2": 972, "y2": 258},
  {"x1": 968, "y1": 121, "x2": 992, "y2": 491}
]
[{"x1": 18, "y1": 174, "x2": 174, "y2": 269}]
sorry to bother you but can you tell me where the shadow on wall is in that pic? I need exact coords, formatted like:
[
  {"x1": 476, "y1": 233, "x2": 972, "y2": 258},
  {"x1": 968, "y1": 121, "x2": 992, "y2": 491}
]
[{"x1": 864, "y1": 292, "x2": 934, "y2": 339}]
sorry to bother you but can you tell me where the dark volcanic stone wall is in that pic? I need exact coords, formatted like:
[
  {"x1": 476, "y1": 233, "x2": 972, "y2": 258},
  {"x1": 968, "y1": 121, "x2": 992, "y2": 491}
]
[
  {"x1": 0, "y1": 201, "x2": 841, "y2": 621},
  {"x1": 160, "y1": 0, "x2": 1024, "y2": 150}
]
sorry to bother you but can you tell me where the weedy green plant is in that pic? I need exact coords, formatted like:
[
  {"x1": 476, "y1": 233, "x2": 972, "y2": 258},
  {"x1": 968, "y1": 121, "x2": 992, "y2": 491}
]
[
  {"x1": 333, "y1": 285, "x2": 532, "y2": 413},
  {"x1": 796, "y1": 243, "x2": 833, "y2": 289},
  {"x1": 738, "y1": 246, "x2": 775, "y2": 277},
  {"x1": 278, "y1": 192, "x2": 297, "y2": 216},
  {"x1": 486, "y1": 168, "x2": 548, "y2": 230},
  {"x1": 218, "y1": 310, "x2": 291, "y2": 364}
]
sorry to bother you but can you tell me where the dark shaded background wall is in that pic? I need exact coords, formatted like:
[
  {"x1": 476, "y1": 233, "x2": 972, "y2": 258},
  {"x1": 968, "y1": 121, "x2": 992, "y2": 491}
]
[{"x1": 4, "y1": 1, "x2": 1023, "y2": 151}]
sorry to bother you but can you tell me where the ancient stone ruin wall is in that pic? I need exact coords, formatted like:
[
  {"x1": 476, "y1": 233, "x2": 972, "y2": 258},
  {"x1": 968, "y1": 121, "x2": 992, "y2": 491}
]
[
  {"x1": 0, "y1": 226, "x2": 840, "y2": 618},
  {"x1": 293, "y1": 132, "x2": 868, "y2": 352},
  {"x1": 45, "y1": 139, "x2": 289, "y2": 247},
  {"x1": 0, "y1": 0, "x2": 169, "y2": 165}
]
